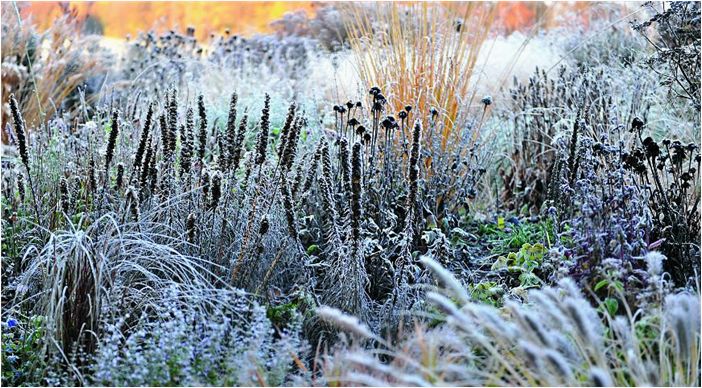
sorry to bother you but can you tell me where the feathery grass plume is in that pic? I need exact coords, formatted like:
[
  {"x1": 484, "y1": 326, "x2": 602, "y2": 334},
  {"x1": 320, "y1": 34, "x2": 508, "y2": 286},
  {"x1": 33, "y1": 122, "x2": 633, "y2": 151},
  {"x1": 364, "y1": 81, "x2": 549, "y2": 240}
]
[
  {"x1": 225, "y1": 92, "x2": 238, "y2": 163},
  {"x1": 159, "y1": 113, "x2": 171, "y2": 158},
  {"x1": 115, "y1": 163, "x2": 124, "y2": 190},
  {"x1": 59, "y1": 177, "x2": 70, "y2": 213},
  {"x1": 125, "y1": 186, "x2": 140, "y2": 221},
  {"x1": 9, "y1": 94, "x2": 29, "y2": 170},
  {"x1": 406, "y1": 120, "x2": 422, "y2": 231},
  {"x1": 339, "y1": 137, "x2": 352, "y2": 194},
  {"x1": 277, "y1": 102, "x2": 296, "y2": 158},
  {"x1": 210, "y1": 171, "x2": 222, "y2": 210},
  {"x1": 180, "y1": 108, "x2": 195, "y2": 176},
  {"x1": 105, "y1": 110, "x2": 119, "y2": 171},
  {"x1": 230, "y1": 114, "x2": 248, "y2": 173},
  {"x1": 280, "y1": 174, "x2": 298, "y2": 240},
  {"x1": 197, "y1": 94, "x2": 208, "y2": 160},
  {"x1": 186, "y1": 212, "x2": 197, "y2": 243},
  {"x1": 16, "y1": 173, "x2": 25, "y2": 203},
  {"x1": 133, "y1": 103, "x2": 154, "y2": 172},
  {"x1": 255, "y1": 94, "x2": 271, "y2": 165},
  {"x1": 351, "y1": 142, "x2": 363, "y2": 246}
]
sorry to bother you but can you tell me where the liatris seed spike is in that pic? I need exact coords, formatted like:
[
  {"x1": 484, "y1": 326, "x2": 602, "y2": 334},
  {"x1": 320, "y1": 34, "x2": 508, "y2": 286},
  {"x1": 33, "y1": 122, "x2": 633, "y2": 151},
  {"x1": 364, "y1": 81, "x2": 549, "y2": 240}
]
[
  {"x1": 88, "y1": 159, "x2": 98, "y2": 193},
  {"x1": 186, "y1": 213, "x2": 197, "y2": 243},
  {"x1": 59, "y1": 177, "x2": 70, "y2": 213},
  {"x1": 159, "y1": 113, "x2": 170, "y2": 158},
  {"x1": 280, "y1": 174, "x2": 298, "y2": 240},
  {"x1": 406, "y1": 120, "x2": 422, "y2": 229},
  {"x1": 255, "y1": 94, "x2": 270, "y2": 165},
  {"x1": 16, "y1": 173, "x2": 25, "y2": 203},
  {"x1": 277, "y1": 102, "x2": 296, "y2": 157},
  {"x1": 198, "y1": 94, "x2": 208, "y2": 160},
  {"x1": 9, "y1": 94, "x2": 29, "y2": 170},
  {"x1": 226, "y1": 92, "x2": 238, "y2": 160},
  {"x1": 351, "y1": 142, "x2": 363, "y2": 244},
  {"x1": 282, "y1": 116, "x2": 302, "y2": 171},
  {"x1": 180, "y1": 109, "x2": 195, "y2": 176},
  {"x1": 134, "y1": 103, "x2": 153, "y2": 171},
  {"x1": 105, "y1": 110, "x2": 119, "y2": 171},
  {"x1": 230, "y1": 114, "x2": 247, "y2": 173},
  {"x1": 339, "y1": 137, "x2": 352, "y2": 194},
  {"x1": 115, "y1": 163, "x2": 125, "y2": 190},
  {"x1": 210, "y1": 171, "x2": 222, "y2": 210}
]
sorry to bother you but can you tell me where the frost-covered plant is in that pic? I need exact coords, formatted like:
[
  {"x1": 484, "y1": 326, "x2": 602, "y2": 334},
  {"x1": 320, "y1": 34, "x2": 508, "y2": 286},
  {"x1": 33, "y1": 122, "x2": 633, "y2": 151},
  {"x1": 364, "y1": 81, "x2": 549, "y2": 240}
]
[
  {"x1": 318, "y1": 256, "x2": 701, "y2": 387},
  {"x1": 92, "y1": 294, "x2": 308, "y2": 386}
]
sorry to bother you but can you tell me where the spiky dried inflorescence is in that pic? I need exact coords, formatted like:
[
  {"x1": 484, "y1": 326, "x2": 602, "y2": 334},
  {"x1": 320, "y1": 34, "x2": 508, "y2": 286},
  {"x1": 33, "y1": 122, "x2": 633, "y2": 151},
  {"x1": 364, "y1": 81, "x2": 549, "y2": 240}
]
[
  {"x1": 134, "y1": 103, "x2": 154, "y2": 172},
  {"x1": 320, "y1": 140, "x2": 333, "y2": 179},
  {"x1": 159, "y1": 113, "x2": 171, "y2": 158},
  {"x1": 406, "y1": 120, "x2": 422, "y2": 228},
  {"x1": 277, "y1": 102, "x2": 296, "y2": 158},
  {"x1": 115, "y1": 163, "x2": 125, "y2": 190},
  {"x1": 226, "y1": 93, "x2": 239, "y2": 160},
  {"x1": 209, "y1": 171, "x2": 222, "y2": 210},
  {"x1": 9, "y1": 94, "x2": 29, "y2": 170},
  {"x1": 255, "y1": 94, "x2": 271, "y2": 165},
  {"x1": 197, "y1": 94, "x2": 208, "y2": 160},
  {"x1": 281, "y1": 116, "x2": 302, "y2": 171},
  {"x1": 16, "y1": 173, "x2": 26, "y2": 202},
  {"x1": 180, "y1": 109, "x2": 195, "y2": 176},
  {"x1": 105, "y1": 110, "x2": 119, "y2": 171},
  {"x1": 301, "y1": 143, "x2": 322, "y2": 196},
  {"x1": 339, "y1": 137, "x2": 352, "y2": 194},
  {"x1": 280, "y1": 174, "x2": 298, "y2": 240},
  {"x1": 88, "y1": 159, "x2": 98, "y2": 193},
  {"x1": 139, "y1": 138, "x2": 154, "y2": 196},
  {"x1": 168, "y1": 89, "x2": 178, "y2": 152},
  {"x1": 201, "y1": 169, "x2": 211, "y2": 203},
  {"x1": 125, "y1": 186, "x2": 140, "y2": 221},
  {"x1": 186, "y1": 212, "x2": 197, "y2": 243},
  {"x1": 351, "y1": 142, "x2": 363, "y2": 244},
  {"x1": 230, "y1": 114, "x2": 247, "y2": 173},
  {"x1": 59, "y1": 177, "x2": 70, "y2": 213}
]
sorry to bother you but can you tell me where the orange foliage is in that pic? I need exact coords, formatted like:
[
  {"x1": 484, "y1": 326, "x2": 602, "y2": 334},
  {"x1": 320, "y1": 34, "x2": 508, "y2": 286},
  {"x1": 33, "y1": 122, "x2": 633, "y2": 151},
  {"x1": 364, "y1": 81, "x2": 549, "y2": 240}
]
[{"x1": 18, "y1": 1, "x2": 318, "y2": 40}]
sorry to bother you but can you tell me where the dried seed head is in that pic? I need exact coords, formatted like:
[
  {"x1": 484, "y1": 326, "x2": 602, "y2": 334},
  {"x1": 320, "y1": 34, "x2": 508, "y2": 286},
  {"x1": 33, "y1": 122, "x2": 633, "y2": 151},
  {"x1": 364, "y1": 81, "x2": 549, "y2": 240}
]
[
  {"x1": 115, "y1": 163, "x2": 125, "y2": 190},
  {"x1": 225, "y1": 92, "x2": 239, "y2": 167},
  {"x1": 210, "y1": 171, "x2": 222, "y2": 209},
  {"x1": 16, "y1": 173, "x2": 25, "y2": 202},
  {"x1": 159, "y1": 113, "x2": 171, "y2": 158},
  {"x1": 351, "y1": 142, "x2": 363, "y2": 243},
  {"x1": 277, "y1": 102, "x2": 296, "y2": 157},
  {"x1": 197, "y1": 94, "x2": 208, "y2": 160},
  {"x1": 280, "y1": 174, "x2": 298, "y2": 240},
  {"x1": 59, "y1": 177, "x2": 70, "y2": 213},
  {"x1": 180, "y1": 108, "x2": 195, "y2": 176},
  {"x1": 255, "y1": 94, "x2": 271, "y2": 165},
  {"x1": 259, "y1": 216, "x2": 269, "y2": 235},
  {"x1": 186, "y1": 212, "x2": 197, "y2": 243},
  {"x1": 105, "y1": 110, "x2": 119, "y2": 170},
  {"x1": 88, "y1": 159, "x2": 98, "y2": 193},
  {"x1": 230, "y1": 114, "x2": 247, "y2": 173},
  {"x1": 134, "y1": 103, "x2": 154, "y2": 171},
  {"x1": 9, "y1": 94, "x2": 29, "y2": 170},
  {"x1": 125, "y1": 186, "x2": 140, "y2": 221}
]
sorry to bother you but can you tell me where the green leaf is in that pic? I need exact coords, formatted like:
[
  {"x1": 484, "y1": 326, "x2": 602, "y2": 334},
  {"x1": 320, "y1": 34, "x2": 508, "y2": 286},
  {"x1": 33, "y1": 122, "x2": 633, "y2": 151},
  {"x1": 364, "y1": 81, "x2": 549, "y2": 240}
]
[{"x1": 594, "y1": 279, "x2": 609, "y2": 292}]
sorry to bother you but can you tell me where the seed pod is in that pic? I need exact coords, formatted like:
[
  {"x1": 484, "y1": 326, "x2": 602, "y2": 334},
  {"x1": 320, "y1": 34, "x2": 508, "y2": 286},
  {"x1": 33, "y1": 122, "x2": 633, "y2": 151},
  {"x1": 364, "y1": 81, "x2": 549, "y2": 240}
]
[
  {"x1": 9, "y1": 94, "x2": 29, "y2": 170},
  {"x1": 105, "y1": 110, "x2": 119, "y2": 171},
  {"x1": 255, "y1": 94, "x2": 270, "y2": 165}
]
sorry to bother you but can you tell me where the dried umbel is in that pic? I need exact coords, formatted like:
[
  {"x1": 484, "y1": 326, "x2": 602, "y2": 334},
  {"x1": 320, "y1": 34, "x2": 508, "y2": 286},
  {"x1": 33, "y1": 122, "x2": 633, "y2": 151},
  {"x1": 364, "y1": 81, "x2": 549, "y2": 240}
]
[
  {"x1": 134, "y1": 103, "x2": 154, "y2": 172},
  {"x1": 197, "y1": 94, "x2": 208, "y2": 160},
  {"x1": 9, "y1": 94, "x2": 29, "y2": 170},
  {"x1": 105, "y1": 110, "x2": 119, "y2": 171},
  {"x1": 255, "y1": 94, "x2": 271, "y2": 165}
]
